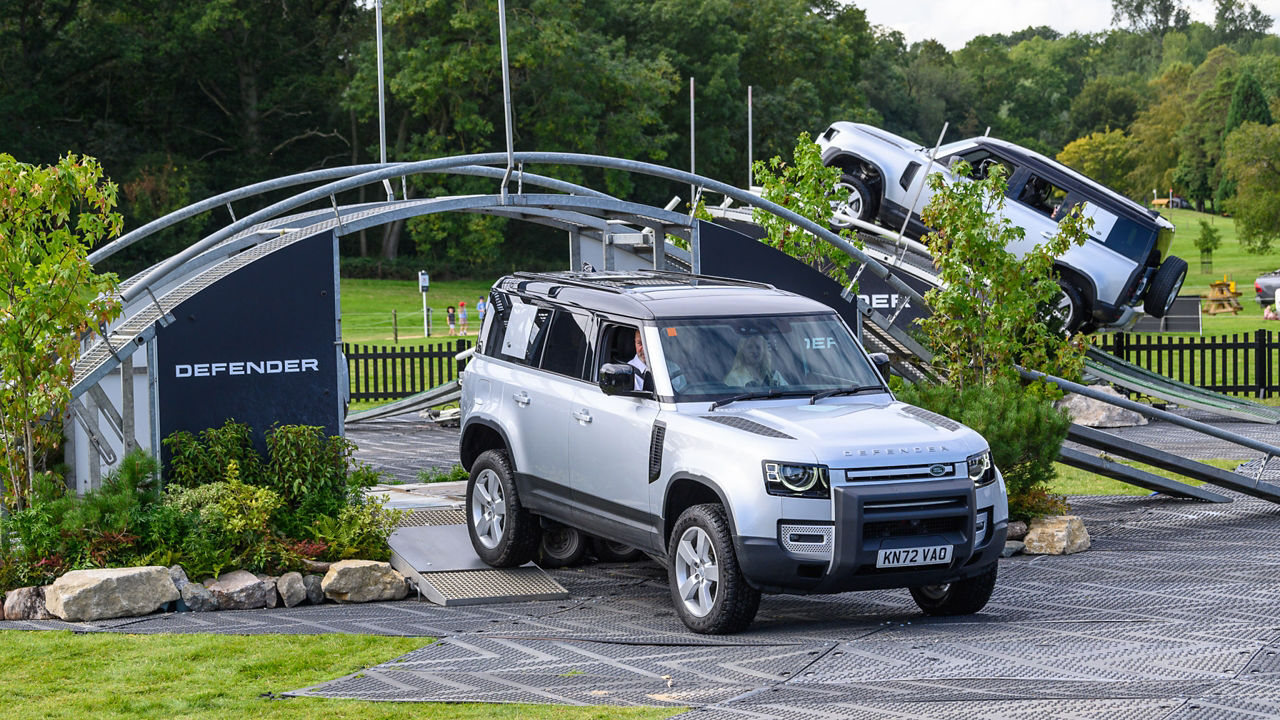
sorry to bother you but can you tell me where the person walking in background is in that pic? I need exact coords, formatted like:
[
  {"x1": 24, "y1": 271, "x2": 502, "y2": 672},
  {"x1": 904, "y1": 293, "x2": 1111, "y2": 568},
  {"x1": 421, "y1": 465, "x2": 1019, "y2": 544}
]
[
  {"x1": 446, "y1": 305, "x2": 457, "y2": 336},
  {"x1": 477, "y1": 296, "x2": 487, "y2": 324},
  {"x1": 459, "y1": 301, "x2": 469, "y2": 334}
]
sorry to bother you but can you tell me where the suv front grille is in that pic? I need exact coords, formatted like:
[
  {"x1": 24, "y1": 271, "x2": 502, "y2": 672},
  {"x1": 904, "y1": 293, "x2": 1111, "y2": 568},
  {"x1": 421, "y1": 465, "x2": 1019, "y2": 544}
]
[
  {"x1": 845, "y1": 463, "x2": 957, "y2": 483},
  {"x1": 863, "y1": 516, "x2": 965, "y2": 540}
]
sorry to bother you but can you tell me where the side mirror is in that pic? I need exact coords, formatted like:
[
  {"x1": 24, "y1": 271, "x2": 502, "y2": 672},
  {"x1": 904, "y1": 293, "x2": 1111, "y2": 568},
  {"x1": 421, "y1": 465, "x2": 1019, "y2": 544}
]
[
  {"x1": 598, "y1": 363, "x2": 635, "y2": 396},
  {"x1": 869, "y1": 352, "x2": 891, "y2": 382}
]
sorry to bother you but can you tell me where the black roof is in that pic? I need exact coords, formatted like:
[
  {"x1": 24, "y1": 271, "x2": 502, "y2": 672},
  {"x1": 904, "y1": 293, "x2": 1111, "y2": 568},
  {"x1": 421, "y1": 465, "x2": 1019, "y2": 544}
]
[{"x1": 496, "y1": 270, "x2": 832, "y2": 320}]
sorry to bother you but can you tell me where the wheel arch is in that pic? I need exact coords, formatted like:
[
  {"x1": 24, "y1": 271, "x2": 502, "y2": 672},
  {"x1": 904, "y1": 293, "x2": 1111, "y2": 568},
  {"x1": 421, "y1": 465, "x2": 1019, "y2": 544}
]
[
  {"x1": 823, "y1": 151, "x2": 886, "y2": 195},
  {"x1": 460, "y1": 418, "x2": 512, "y2": 472},
  {"x1": 662, "y1": 473, "x2": 736, "y2": 545},
  {"x1": 1054, "y1": 263, "x2": 1097, "y2": 309}
]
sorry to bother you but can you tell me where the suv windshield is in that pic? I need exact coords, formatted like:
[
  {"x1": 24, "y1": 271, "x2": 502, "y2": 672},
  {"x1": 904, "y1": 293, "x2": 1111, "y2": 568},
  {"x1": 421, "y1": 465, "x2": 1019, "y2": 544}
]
[{"x1": 656, "y1": 313, "x2": 885, "y2": 402}]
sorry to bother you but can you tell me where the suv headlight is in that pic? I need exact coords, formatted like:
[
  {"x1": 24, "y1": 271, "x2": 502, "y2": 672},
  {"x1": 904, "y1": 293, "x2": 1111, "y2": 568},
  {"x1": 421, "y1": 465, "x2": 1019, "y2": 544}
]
[
  {"x1": 968, "y1": 450, "x2": 995, "y2": 486},
  {"x1": 763, "y1": 461, "x2": 829, "y2": 498}
]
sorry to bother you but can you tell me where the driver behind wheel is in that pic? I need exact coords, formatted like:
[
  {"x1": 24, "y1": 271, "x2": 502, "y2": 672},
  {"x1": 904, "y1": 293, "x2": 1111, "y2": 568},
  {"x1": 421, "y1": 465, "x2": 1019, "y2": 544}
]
[{"x1": 723, "y1": 335, "x2": 787, "y2": 388}]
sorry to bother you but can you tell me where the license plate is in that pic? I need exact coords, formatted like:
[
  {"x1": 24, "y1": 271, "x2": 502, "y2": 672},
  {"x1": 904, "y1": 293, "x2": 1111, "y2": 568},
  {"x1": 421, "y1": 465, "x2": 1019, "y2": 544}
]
[{"x1": 876, "y1": 545, "x2": 952, "y2": 568}]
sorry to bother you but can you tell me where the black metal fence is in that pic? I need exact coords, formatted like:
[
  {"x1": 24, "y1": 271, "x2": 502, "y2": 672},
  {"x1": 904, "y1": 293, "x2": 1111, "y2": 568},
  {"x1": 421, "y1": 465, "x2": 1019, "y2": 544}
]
[
  {"x1": 344, "y1": 340, "x2": 471, "y2": 401},
  {"x1": 1092, "y1": 331, "x2": 1280, "y2": 398}
]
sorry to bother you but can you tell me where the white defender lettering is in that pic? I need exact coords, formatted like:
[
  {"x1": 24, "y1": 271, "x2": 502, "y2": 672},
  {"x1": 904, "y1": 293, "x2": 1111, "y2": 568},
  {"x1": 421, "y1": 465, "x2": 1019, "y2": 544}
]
[{"x1": 173, "y1": 358, "x2": 322, "y2": 379}]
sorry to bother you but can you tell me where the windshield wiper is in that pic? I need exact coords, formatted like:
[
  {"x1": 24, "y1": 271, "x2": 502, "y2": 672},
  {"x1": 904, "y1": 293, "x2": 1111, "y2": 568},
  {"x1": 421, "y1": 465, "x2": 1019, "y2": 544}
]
[
  {"x1": 708, "y1": 389, "x2": 808, "y2": 411},
  {"x1": 809, "y1": 385, "x2": 884, "y2": 404}
]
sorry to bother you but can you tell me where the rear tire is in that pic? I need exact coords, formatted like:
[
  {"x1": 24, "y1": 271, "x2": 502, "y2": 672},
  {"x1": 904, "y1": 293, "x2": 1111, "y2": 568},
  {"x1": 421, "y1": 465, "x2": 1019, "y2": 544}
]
[
  {"x1": 1050, "y1": 281, "x2": 1087, "y2": 335},
  {"x1": 1144, "y1": 257, "x2": 1188, "y2": 318},
  {"x1": 667, "y1": 504, "x2": 760, "y2": 634},
  {"x1": 466, "y1": 449, "x2": 540, "y2": 568},
  {"x1": 591, "y1": 537, "x2": 646, "y2": 563},
  {"x1": 538, "y1": 526, "x2": 588, "y2": 568},
  {"x1": 909, "y1": 563, "x2": 998, "y2": 616}
]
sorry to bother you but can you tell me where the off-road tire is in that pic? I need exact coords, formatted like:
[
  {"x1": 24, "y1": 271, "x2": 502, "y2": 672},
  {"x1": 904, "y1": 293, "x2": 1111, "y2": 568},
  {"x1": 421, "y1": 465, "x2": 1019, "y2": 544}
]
[
  {"x1": 1052, "y1": 281, "x2": 1087, "y2": 335},
  {"x1": 830, "y1": 172, "x2": 877, "y2": 228},
  {"x1": 1144, "y1": 256, "x2": 1188, "y2": 318},
  {"x1": 591, "y1": 537, "x2": 646, "y2": 563},
  {"x1": 466, "y1": 449, "x2": 540, "y2": 567},
  {"x1": 538, "y1": 526, "x2": 588, "y2": 568},
  {"x1": 909, "y1": 563, "x2": 998, "y2": 616},
  {"x1": 667, "y1": 504, "x2": 760, "y2": 634}
]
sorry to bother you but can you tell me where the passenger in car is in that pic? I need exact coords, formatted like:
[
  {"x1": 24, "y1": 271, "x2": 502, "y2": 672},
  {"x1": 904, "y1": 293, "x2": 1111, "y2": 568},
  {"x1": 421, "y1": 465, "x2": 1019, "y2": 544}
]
[{"x1": 724, "y1": 335, "x2": 787, "y2": 388}]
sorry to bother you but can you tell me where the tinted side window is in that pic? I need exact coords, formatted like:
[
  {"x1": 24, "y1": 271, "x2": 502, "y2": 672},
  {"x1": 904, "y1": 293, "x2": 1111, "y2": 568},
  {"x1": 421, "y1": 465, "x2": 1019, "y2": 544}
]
[
  {"x1": 951, "y1": 148, "x2": 1017, "y2": 181},
  {"x1": 492, "y1": 301, "x2": 551, "y2": 367},
  {"x1": 539, "y1": 311, "x2": 592, "y2": 380}
]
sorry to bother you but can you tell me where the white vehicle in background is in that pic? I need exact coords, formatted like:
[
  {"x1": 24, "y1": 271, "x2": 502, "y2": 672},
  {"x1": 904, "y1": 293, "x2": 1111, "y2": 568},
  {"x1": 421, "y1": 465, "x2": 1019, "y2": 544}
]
[{"x1": 817, "y1": 122, "x2": 1187, "y2": 334}]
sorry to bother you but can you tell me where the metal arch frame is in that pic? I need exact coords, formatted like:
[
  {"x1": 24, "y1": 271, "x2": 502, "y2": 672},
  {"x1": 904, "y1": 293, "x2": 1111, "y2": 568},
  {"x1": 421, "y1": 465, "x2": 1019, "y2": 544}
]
[{"x1": 108, "y1": 152, "x2": 927, "y2": 313}]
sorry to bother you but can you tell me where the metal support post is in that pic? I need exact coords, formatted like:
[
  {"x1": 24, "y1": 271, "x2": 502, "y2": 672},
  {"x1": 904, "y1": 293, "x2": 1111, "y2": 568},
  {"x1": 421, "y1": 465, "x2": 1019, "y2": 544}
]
[
  {"x1": 652, "y1": 225, "x2": 666, "y2": 270},
  {"x1": 747, "y1": 85, "x2": 753, "y2": 188},
  {"x1": 568, "y1": 229, "x2": 581, "y2": 271},
  {"x1": 689, "y1": 76, "x2": 696, "y2": 206},
  {"x1": 690, "y1": 221, "x2": 701, "y2": 275},
  {"x1": 147, "y1": 338, "x2": 161, "y2": 472},
  {"x1": 121, "y1": 353, "x2": 137, "y2": 452}
]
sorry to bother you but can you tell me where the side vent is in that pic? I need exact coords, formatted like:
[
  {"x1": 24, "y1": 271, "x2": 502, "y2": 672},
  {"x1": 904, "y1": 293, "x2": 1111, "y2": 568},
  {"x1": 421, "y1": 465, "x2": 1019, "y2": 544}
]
[
  {"x1": 899, "y1": 161, "x2": 921, "y2": 190},
  {"x1": 648, "y1": 422, "x2": 667, "y2": 484}
]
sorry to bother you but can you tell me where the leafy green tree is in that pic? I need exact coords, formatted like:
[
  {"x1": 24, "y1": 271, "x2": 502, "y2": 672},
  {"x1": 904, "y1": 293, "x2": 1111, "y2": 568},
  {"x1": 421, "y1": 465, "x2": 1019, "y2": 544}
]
[
  {"x1": 750, "y1": 133, "x2": 856, "y2": 286},
  {"x1": 1195, "y1": 219, "x2": 1222, "y2": 271},
  {"x1": 1222, "y1": 121, "x2": 1280, "y2": 253},
  {"x1": 0, "y1": 155, "x2": 121, "y2": 512},
  {"x1": 1172, "y1": 143, "x2": 1215, "y2": 211},
  {"x1": 1057, "y1": 130, "x2": 1137, "y2": 195},
  {"x1": 1112, "y1": 0, "x2": 1191, "y2": 37},
  {"x1": 1068, "y1": 76, "x2": 1146, "y2": 138},
  {"x1": 1214, "y1": 0, "x2": 1274, "y2": 44},
  {"x1": 915, "y1": 162, "x2": 1088, "y2": 389},
  {"x1": 1224, "y1": 68, "x2": 1272, "y2": 135}
]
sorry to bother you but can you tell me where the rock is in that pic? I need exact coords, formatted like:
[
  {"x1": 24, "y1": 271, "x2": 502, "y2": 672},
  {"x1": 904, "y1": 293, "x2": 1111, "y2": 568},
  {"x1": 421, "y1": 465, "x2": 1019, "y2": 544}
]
[
  {"x1": 255, "y1": 574, "x2": 280, "y2": 609},
  {"x1": 207, "y1": 570, "x2": 272, "y2": 610},
  {"x1": 322, "y1": 560, "x2": 409, "y2": 603},
  {"x1": 180, "y1": 582, "x2": 218, "y2": 612},
  {"x1": 1023, "y1": 515, "x2": 1091, "y2": 555},
  {"x1": 201, "y1": 578, "x2": 215, "y2": 588},
  {"x1": 46, "y1": 567, "x2": 180, "y2": 622},
  {"x1": 1057, "y1": 386, "x2": 1147, "y2": 428},
  {"x1": 301, "y1": 558, "x2": 332, "y2": 574},
  {"x1": 168, "y1": 565, "x2": 190, "y2": 589},
  {"x1": 0, "y1": 597, "x2": 5, "y2": 620},
  {"x1": 1001, "y1": 541, "x2": 1026, "y2": 558},
  {"x1": 1007, "y1": 520, "x2": 1029, "y2": 541},
  {"x1": 4, "y1": 586, "x2": 57, "y2": 620},
  {"x1": 303, "y1": 575, "x2": 325, "y2": 605},
  {"x1": 277, "y1": 572, "x2": 307, "y2": 608}
]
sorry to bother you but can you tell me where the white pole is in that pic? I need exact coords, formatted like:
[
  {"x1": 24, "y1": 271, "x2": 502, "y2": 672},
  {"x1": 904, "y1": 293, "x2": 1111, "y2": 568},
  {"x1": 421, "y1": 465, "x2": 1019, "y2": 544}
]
[
  {"x1": 747, "y1": 85, "x2": 753, "y2": 188},
  {"x1": 422, "y1": 291, "x2": 429, "y2": 338},
  {"x1": 376, "y1": 0, "x2": 392, "y2": 201},
  {"x1": 689, "y1": 77, "x2": 696, "y2": 206},
  {"x1": 498, "y1": 0, "x2": 515, "y2": 202}
]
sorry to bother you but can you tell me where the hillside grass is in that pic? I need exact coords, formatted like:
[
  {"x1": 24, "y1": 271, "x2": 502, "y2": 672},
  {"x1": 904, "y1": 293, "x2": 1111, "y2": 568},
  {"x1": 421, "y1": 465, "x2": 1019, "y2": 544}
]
[{"x1": 341, "y1": 277, "x2": 496, "y2": 345}]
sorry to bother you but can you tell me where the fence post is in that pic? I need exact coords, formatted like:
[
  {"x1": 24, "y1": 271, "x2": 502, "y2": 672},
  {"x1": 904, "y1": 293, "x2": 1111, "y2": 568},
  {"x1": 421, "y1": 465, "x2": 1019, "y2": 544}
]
[
  {"x1": 1257, "y1": 328, "x2": 1270, "y2": 399},
  {"x1": 1114, "y1": 332, "x2": 1126, "y2": 362}
]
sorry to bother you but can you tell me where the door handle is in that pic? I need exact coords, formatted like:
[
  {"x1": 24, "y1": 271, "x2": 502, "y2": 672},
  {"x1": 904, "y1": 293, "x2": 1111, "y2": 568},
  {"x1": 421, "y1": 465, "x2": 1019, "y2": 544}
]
[
  {"x1": 572, "y1": 409, "x2": 592, "y2": 424},
  {"x1": 513, "y1": 391, "x2": 530, "y2": 407},
  {"x1": 1041, "y1": 230, "x2": 1055, "y2": 240}
]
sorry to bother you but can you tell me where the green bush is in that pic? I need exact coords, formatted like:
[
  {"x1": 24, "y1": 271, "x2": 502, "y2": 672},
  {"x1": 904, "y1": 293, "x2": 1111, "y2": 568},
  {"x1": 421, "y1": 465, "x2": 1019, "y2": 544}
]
[
  {"x1": 263, "y1": 425, "x2": 357, "y2": 537},
  {"x1": 308, "y1": 497, "x2": 404, "y2": 562},
  {"x1": 416, "y1": 464, "x2": 469, "y2": 483},
  {"x1": 896, "y1": 376, "x2": 1071, "y2": 522},
  {"x1": 162, "y1": 420, "x2": 262, "y2": 488}
]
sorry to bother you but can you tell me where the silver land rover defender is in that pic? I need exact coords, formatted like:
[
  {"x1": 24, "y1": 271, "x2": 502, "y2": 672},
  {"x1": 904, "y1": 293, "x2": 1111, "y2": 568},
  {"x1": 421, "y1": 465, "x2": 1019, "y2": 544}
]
[{"x1": 459, "y1": 270, "x2": 1008, "y2": 634}]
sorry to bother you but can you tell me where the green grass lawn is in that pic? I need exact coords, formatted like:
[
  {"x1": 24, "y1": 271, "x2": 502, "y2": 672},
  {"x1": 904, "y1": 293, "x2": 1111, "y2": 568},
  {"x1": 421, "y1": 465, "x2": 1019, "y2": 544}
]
[
  {"x1": 1051, "y1": 457, "x2": 1244, "y2": 496},
  {"x1": 341, "y1": 277, "x2": 497, "y2": 345},
  {"x1": 0, "y1": 631, "x2": 676, "y2": 720},
  {"x1": 1159, "y1": 206, "x2": 1278, "y2": 300}
]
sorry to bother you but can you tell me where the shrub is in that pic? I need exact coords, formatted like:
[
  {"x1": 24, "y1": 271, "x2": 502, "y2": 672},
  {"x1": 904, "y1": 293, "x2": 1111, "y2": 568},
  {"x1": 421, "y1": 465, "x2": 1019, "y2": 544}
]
[
  {"x1": 162, "y1": 420, "x2": 262, "y2": 488},
  {"x1": 263, "y1": 425, "x2": 356, "y2": 536},
  {"x1": 896, "y1": 375, "x2": 1071, "y2": 522},
  {"x1": 417, "y1": 464, "x2": 469, "y2": 483},
  {"x1": 308, "y1": 497, "x2": 404, "y2": 562}
]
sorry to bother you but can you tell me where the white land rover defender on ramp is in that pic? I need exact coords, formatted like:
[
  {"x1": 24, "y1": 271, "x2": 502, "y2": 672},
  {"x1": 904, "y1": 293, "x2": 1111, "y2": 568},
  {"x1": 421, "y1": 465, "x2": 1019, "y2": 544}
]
[
  {"x1": 460, "y1": 271, "x2": 1008, "y2": 634},
  {"x1": 818, "y1": 122, "x2": 1187, "y2": 334}
]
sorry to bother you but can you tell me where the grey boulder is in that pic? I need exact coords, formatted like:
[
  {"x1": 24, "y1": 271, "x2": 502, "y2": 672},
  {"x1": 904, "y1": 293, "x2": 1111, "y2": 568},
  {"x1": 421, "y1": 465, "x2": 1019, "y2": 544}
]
[
  {"x1": 277, "y1": 572, "x2": 307, "y2": 608},
  {"x1": 207, "y1": 570, "x2": 272, "y2": 610},
  {"x1": 3, "y1": 586, "x2": 56, "y2": 621},
  {"x1": 322, "y1": 560, "x2": 409, "y2": 603},
  {"x1": 303, "y1": 574, "x2": 325, "y2": 605},
  {"x1": 46, "y1": 567, "x2": 180, "y2": 621},
  {"x1": 180, "y1": 582, "x2": 218, "y2": 612}
]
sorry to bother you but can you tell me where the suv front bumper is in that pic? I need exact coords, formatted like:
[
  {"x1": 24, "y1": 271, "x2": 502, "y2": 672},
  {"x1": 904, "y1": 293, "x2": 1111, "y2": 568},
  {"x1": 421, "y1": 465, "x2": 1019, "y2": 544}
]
[{"x1": 736, "y1": 478, "x2": 1007, "y2": 594}]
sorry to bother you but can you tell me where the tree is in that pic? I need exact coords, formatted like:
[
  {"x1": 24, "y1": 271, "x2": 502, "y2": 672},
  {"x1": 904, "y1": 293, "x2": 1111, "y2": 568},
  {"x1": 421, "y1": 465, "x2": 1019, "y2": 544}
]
[
  {"x1": 1214, "y1": 0, "x2": 1274, "y2": 44},
  {"x1": 1057, "y1": 130, "x2": 1137, "y2": 195},
  {"x1": 1222, "y1": 121, "x2": 1280, "y2": 253},
  {"x1": 1112, "y1": 0, "x2": 1191, "y2": 36},
  {"x1": 1224, "y1": 68, "x2": 1273, "y2": 136},
  {"x1": 0, "y1": 155, "x2": 121, "y2": 512},
  {"x1": 1195, "y1": 219, "x2": 1222, "y2": 271},
  {"x1": 750, "y1": 133, "x2": 855, "y2": 286},
  {"x1": 1068, "y1": 76, "x2": 1145, "y2": 138}
]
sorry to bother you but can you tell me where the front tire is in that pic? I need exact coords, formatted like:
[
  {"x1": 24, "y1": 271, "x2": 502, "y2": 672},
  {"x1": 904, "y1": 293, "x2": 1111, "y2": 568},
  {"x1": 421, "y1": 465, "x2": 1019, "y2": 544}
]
[
  {"x1": 909, "y1": 563, "x2": 998, "y2": 616},
  {"x1": 466, "y1": 449, "x2": 540, "y2": 567},
  {"x1": 667, "y1": 504, "x2": 760, "y2": 634},
  {"x1": 538, "y1": 526, "x2": 588, "y2": 568},
  {"x1": 1050, "y1": 281, "x2": 1087, "y2": 335},
  {"x1": 830, "y1": 173, "x2": 876, "y2": 229}
]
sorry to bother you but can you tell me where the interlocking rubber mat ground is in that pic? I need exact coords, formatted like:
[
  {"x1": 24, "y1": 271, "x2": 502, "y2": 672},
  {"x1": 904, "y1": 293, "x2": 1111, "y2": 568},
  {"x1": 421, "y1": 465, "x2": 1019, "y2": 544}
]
[{"x1": 13, "y1": 493, "x2": 1280, "y2": 718}]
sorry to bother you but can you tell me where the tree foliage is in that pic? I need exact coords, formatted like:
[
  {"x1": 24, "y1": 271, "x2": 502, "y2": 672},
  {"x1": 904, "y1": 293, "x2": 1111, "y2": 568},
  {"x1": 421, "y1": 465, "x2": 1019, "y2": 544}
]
[
  {"x1": 750, "y1": 133, "x2": 856, "y2": 286},
  {"x1": 1222, "y1": 121, "x2": 1280, "y2": 253},
  {"x1": 1057, "y1": 130, "x2": 1137, "y2": 194},
  {"x1": 915, "y1": 163, "x2": 1088, "y2": 391},
  {"x1": 0, "y1": 154, "x2": 121, "y2": 512}
]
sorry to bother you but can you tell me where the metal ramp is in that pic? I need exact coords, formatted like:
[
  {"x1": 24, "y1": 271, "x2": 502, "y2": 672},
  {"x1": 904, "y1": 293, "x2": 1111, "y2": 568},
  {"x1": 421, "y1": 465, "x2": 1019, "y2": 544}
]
[
  {"x1": 389, "y1": 508, "x2": 568, "y2": 606},
  {"x1": 1084, "y1": 346, "x2": 1280, "y2": 424}
]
